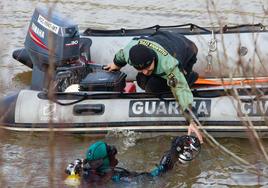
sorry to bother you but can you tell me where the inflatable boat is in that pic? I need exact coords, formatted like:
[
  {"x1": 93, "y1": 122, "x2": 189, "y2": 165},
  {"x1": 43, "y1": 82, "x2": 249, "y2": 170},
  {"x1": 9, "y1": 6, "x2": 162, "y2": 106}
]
[{"x1": 1, "y1": 7, "x2": 268, "y2": 137}]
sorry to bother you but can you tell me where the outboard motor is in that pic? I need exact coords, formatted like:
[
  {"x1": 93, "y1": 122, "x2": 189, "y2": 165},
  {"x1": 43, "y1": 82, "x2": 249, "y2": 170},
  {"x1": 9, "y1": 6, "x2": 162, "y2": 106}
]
[{"x1": 24, "y1": 7, "x2": 80, "y2": 90}]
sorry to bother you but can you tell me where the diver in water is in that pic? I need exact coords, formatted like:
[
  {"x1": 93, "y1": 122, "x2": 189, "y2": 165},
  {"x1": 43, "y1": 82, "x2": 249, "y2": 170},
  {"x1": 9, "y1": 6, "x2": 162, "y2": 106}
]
[{"x1": 65, "y1": 135, "x2": 201, "y2": 186}]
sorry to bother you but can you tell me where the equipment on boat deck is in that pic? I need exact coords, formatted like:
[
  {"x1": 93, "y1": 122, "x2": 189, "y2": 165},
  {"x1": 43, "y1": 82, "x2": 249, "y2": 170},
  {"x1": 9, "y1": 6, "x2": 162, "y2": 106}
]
[{"x1": 79, "y1": 71, "x2": 127, "y2": 92}]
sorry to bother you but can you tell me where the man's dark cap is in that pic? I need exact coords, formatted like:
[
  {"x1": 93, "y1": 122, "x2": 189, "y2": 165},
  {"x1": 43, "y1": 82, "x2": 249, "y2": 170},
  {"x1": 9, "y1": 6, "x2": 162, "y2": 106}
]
[{"x1": 129, "y1": 44, "x2": 155, "y2": 70}]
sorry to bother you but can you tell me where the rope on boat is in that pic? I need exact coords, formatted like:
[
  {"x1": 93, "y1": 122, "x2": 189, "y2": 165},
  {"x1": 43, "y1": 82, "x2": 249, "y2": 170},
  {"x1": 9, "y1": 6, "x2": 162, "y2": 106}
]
[
  {"x1": 144, "y1": 23, "x2": 266, "y2": 33},
  {"x1": 222, "y1": 23, "x2": 265, "y2": 32},
  {"x1": 142, "y1": 23, "x2": 212, "y2": 33},
  {"x1": 50, "y1": 93, "x2": 88, "y2": 106},
  {"x1": 84, "y1": 23, "x2": 267, "y2": 36}
]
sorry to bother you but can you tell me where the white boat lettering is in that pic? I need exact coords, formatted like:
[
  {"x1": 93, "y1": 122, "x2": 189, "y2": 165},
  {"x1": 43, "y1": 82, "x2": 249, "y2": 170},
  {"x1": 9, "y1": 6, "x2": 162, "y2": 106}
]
[
  {"x1": 40, "y1": 103, "x2": 58, "y2": 121},
  {"x1": 197, "y1": 101, "x2": 209, "y2": 116},
  {"x1": 144, "y1": 101, "x2": 156, "y2": 114},
  {"x1": 260, "y1": 101, "x2": 268, "y2": 114},
  {"x1": 241, "y1": 103, "x2": 251, "y2": 115},
  {"x1": 43, "y1": 103, "x2": 56, "y2": 116},
  {"x1": 129, "y1": 100, "x2": 211, "y2": 117},
  {"x1": 131, "y1": 101, "x2": 144, "y2": 115},
  {"x1": 155, "y1": 101, "x2": 167, "y2": 114},
  {"x1": 31, "y1": 23, "x2": 45, "y2": 38},
  {"x1": 240, "y1": 100, "x2": 268, "y2": 116},
  {"x1": 65, "y1": 40, "x2": 79, "y2": 46},
  {"x1": 37, "y1": 14, "x2": 60, "y2": 34},
  {"x1": 168, "y1": 101, "x2": 179, "y2": 115}
]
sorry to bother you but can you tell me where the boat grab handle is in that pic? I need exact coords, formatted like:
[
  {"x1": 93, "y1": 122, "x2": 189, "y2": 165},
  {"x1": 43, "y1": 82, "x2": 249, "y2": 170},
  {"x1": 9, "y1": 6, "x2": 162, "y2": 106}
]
[{"x1": 73, "y1": 104, "x2": 104, "y2": 115}]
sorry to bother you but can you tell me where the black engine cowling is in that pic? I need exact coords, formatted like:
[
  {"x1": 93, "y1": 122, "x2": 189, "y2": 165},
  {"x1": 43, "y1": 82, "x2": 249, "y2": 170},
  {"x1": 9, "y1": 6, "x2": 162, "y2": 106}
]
[
  {"x1": 23, "y1": 7, "x2": 83, "y2": 90},
  {"x1": 25, "y1": 7, "x2": 80, "y2": 68}
]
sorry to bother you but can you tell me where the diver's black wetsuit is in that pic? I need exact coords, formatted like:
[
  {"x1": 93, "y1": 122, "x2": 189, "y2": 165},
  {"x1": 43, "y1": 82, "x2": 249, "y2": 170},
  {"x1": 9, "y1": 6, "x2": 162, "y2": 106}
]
[
  {"x1": 66, "y1": 135, "x2": 201, "y2": 184},
  {"x1": 86, "y1": 150, "x2": 176, "y2": 183}
]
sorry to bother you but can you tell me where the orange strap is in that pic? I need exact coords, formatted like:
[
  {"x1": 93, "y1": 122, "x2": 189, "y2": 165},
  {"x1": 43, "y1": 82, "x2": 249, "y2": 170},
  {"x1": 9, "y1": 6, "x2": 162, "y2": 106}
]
[{"x1": 195, "y1": 77, "x2": 268, "y2": 86}]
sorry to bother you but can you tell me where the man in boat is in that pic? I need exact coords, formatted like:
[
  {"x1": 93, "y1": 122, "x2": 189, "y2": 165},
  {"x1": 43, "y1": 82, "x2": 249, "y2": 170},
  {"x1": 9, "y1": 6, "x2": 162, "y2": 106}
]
[
  {"x1": 65, "y1": 135, "x2": 201, "y2": 185},
  {"x1": 104, "y1": 30, "x2": 202, "y2": 142}
]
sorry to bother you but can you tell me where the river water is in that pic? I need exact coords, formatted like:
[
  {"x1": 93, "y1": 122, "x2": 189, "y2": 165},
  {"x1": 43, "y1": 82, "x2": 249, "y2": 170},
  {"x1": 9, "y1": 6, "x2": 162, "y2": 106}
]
[{"x1": 1, "y1": 0, "x2": 268, "y2": 187}]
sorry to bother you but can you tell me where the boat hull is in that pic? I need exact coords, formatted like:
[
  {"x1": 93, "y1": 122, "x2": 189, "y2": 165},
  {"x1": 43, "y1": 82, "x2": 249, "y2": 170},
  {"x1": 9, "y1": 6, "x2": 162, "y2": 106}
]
[
  {"x1": 1, "y1": 89, "x2": 268, "y2": 137},
  {"x1": 5, "y1": 9, "x2": 268, "y2": 137},
  {"x1": 83, "y1": 26, "x2": 268, "y2": 80}
]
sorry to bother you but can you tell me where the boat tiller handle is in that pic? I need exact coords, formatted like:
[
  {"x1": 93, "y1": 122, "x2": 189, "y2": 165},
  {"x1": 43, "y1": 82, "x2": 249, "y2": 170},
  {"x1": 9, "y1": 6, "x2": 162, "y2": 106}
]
[{"x1": 73, "y1": 104, "x2": 104, "y2": 115}]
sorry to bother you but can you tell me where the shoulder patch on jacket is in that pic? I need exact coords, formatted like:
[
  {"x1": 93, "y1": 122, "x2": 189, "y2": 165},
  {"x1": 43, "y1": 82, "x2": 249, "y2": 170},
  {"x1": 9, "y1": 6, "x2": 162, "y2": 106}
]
[
  {"x1": 167, "y1": 73, "x2": 178, "y2": 87},
  {"x1": 138, "y1": 39, "x2": 168, "y2": 56}
]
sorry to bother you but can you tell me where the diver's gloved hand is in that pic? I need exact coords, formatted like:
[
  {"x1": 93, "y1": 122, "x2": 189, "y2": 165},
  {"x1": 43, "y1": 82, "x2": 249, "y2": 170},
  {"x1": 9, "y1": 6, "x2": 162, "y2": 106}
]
[
  {"x1": 150, "y1": 135, "x2": 201, "y2": 177},
  {"x1": 159, "y1": 151, "x2": 175, "y2": 171},
  {"x1": 150, "y1": 151, "x2": 175, "y2": 177},
  {"x1": 150, "y1": 165, "x2": 165, "y2": 177},
  {"x1": 65, "y1": 159, "x2": 83, "y2": 175},
  {"x1": 170, "y1": 136, "x2": 185, "y2": 158}
]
